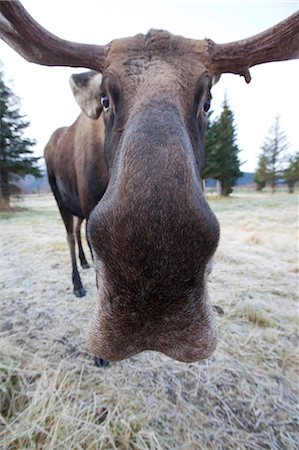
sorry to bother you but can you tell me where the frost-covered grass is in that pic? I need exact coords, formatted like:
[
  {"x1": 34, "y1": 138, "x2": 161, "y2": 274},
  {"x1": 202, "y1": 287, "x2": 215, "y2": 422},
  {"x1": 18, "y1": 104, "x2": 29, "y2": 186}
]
[{"x1": 0, "y1": 192, "x2": 298, "y2": 449}]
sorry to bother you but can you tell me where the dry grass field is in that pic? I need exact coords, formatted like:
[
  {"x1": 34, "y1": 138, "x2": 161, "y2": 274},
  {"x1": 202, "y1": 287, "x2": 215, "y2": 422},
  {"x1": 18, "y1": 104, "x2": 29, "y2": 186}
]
[{"x1": 0, "y1": 191, "x2": 298, "y2": 450}]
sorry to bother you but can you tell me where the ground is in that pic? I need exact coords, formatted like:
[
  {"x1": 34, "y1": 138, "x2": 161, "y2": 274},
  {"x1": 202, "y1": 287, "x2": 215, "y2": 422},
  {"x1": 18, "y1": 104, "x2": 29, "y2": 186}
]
[{"x1": 0, "y1": 191, "x2": 298, "y2": 449}]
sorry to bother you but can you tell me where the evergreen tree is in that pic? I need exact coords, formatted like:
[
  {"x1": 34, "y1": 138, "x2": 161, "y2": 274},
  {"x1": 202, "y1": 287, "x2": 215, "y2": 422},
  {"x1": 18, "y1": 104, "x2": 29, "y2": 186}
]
[
  {"x1": 259, "y1": 116, "x2": 288, "y2": 193},
  {"x1": 0, "y1": 65, "x2": 41, "y2": 209},
  {"x1": 254, "y1": 154, "x2": 269, "y2": 191},
  {"x1": 283, "y1": 152, "x2": 299, "y2": 193},
  {"x1": 202, "y1": 110, "x2": 219, "y2": 178},
  {"x1": 203, "y1": 97, "x2": 242, "y2": 196}
]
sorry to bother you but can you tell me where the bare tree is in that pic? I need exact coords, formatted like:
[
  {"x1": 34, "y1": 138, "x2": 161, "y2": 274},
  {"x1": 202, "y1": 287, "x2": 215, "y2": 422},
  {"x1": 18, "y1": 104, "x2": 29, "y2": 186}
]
[{"x1": 259, "y1": 116, "x2": 289, "y2": 193}]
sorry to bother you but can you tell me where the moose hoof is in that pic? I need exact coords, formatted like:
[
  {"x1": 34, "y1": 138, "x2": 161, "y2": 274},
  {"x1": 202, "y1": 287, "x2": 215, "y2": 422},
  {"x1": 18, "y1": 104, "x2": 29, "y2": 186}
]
[
  {"x1": 74, "y1": 287, "x2": 86, "y2": 298},
  {"x1": 213, "y1": 304, "x2": 225, "y2": 315},
  {"x1": 82, "y1": 262, "x2": 90, "y2": 269},
  {"x1": 94, "y1": 357, "x2": 110, "y2": 368}
]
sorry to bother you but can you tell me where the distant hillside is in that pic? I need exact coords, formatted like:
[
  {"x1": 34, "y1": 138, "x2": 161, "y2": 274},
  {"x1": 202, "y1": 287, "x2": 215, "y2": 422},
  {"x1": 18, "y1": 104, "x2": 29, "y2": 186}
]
[
  {"x1": 18, "y1": 172, "x2": 50, "y2": 194},
  {"x1": 19, "y1": 170, "x2": 255, "y2": 194},
  {"x1": 205, "y1": 172, "x2": 255, "y2": 188},
  {"x1": 16, "y1": 158, "x2": 50, "y2": 193},
  {"x1": 237, "y1": 172, "x2": 255, "y2": 185}
]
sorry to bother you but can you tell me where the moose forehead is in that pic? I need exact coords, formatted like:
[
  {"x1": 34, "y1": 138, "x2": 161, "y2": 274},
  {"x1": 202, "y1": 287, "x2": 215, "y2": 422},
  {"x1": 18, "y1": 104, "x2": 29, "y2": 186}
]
[{"x1": 104, "y1": 30, "x2": 210, "y2": 82}]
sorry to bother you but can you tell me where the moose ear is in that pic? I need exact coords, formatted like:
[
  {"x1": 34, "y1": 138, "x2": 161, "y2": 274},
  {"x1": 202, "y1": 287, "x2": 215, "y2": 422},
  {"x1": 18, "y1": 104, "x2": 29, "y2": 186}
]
[{"x1": 69, "y1": 71, "x2": 103, "y2": 119}]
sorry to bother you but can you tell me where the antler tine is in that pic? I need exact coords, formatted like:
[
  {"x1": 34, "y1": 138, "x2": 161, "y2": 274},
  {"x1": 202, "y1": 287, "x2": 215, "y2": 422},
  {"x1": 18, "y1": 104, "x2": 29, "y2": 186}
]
[
  {"x1": 207, "y1": 11, "x2": 299, "y2": 83},
  {"x1": 0, "y1": 1, "x2": 108, "y2": 71}
]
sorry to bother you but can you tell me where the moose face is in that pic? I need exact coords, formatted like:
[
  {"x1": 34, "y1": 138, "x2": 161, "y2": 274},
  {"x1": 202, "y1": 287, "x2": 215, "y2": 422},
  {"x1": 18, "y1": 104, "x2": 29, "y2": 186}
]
[{"x1": 70, "y1": 32, "x2": 220, "y2": 362}]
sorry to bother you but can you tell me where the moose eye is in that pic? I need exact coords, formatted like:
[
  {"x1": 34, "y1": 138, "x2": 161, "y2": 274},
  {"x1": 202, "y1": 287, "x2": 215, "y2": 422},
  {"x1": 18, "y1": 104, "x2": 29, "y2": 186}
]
[
  {"x1": 203, "y1": 97, "x2": 211, "y2": 113},
  {"x1": 101, "y1": 95, "x2": 110, "y2": 112},
  {"x1": 202, "y1": 90, "x2": 212, "y2": 114}
]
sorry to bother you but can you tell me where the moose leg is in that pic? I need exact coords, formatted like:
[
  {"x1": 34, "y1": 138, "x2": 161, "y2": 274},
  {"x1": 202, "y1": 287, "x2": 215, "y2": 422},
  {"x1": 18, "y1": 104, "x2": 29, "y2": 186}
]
[
  {"x1": 75, "y1": 217, "x2": 90, "y2": 269},
  {"x1": 66, "y1": 223, "x2": 86, "y2": 298},
  {"x1": 48, "y1": 177, "x2": 86, "y2": 297},
  {"x1": 85, "y1": 220, "x2": 94, "y2": 263},
  {"x1": 85, "y1": 221, "x2": 100, "y2": 290}
]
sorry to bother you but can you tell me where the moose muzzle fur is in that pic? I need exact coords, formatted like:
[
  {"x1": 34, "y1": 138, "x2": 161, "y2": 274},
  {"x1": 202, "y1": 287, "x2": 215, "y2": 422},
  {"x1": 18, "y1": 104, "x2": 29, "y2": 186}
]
[{"x1": 87, "y1": 99, "x2": 220, "y2": 362}]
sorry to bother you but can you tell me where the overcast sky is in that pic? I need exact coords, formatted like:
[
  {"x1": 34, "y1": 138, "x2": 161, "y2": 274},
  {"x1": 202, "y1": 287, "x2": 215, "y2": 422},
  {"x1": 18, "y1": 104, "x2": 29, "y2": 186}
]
[{"x1": 1, "y1": 0, "x2": 298, "y2": 172}]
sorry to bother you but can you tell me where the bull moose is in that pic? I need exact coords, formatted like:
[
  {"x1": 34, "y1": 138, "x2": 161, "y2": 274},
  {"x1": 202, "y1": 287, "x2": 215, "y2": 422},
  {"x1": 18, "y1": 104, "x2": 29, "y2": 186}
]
[{"x1": 1, "y1": 1, "x2": 298, "y2": 364}]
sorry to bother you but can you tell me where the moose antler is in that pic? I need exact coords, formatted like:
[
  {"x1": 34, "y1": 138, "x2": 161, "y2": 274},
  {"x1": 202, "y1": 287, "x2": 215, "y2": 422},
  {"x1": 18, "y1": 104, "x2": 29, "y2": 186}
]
[
  {"x1": 0, "y1": 0, "x2": 108, "y2": 71},
  {"x1": 207, "y1": 11, "x2": 299, "y2": 83},
  {"x1": 1, "y1": 1, "x2": 298, "y2": 80}
]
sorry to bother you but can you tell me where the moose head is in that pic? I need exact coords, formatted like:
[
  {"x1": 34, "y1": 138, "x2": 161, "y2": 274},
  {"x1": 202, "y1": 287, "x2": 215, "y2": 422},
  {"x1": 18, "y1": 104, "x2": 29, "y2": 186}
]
[{"x1": 1, "y1": 2, "x2": 298, "y2": 362}]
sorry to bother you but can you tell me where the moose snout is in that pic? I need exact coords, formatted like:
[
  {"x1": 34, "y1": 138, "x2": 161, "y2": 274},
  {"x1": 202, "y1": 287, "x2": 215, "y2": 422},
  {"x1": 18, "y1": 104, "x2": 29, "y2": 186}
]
[
  {"x1": 85, "y1": 105, "x2": 220, "y2": 362},
  {"x1": 87, "y1": 277, "x2": 218, "y2": 363}
]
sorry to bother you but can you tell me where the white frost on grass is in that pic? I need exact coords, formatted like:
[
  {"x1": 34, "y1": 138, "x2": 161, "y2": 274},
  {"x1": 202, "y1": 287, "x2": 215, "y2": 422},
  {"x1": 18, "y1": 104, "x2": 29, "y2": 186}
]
[{"x1": 0, "y1": 192, "x2": 298, "y2": 449}]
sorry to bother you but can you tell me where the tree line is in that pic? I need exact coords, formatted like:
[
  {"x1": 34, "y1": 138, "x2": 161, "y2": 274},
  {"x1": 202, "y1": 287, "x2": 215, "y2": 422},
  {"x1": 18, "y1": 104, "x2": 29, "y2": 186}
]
[
  {"x1": 204, "y1": 98, "x2": 298, "y2": 195},
  {"x1": 0, "y1": 65, "x2": 298, "y2": 210},
  {"x1": 254, "y1": 117, "x2": 299, "y2": 194}
]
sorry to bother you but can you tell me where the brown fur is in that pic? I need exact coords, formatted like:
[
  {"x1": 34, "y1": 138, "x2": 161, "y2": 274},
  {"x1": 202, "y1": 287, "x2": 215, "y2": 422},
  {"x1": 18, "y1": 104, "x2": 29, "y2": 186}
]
[
  {"x1": 45, "y1": 30, "x2": 220, "y2": 362},
  {"x1": 1, "y1": 4, "x2": 297, "y2": 364}
]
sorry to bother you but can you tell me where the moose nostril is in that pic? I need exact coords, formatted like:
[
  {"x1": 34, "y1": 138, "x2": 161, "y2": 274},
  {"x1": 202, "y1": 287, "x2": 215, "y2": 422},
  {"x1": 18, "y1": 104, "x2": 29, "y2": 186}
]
[{"x1": 94, "y1": 357, "x2": 110, "y2": 368}]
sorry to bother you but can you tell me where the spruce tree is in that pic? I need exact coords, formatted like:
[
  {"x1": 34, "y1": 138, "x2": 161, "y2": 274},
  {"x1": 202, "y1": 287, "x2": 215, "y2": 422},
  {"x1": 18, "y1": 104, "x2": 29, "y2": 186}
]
[
  {"x1": 202, "y1": 111, "x2": 220, "y2": 180},
  {"x1": 254, "y1": 154, "x2": 269, "y2": 191},
  {"x1": 0, "y1": 65, "x2": 41, "y2": 209},
  {"x1": 203, "y1": 97, "x2": 242, "y2": 196},
  {"x1": 283, "y1": 152, "x2": 299, "y2": 193}
]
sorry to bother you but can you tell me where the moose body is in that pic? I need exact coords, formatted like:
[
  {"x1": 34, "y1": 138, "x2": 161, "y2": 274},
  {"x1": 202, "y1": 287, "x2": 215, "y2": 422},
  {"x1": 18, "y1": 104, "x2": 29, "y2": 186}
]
[
  {"x1": 1, "y1": 1, "x2": 298, "y2": 363},
  {"x1": 44, "y1": 113, "x2": 108, "y2": 297}
]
